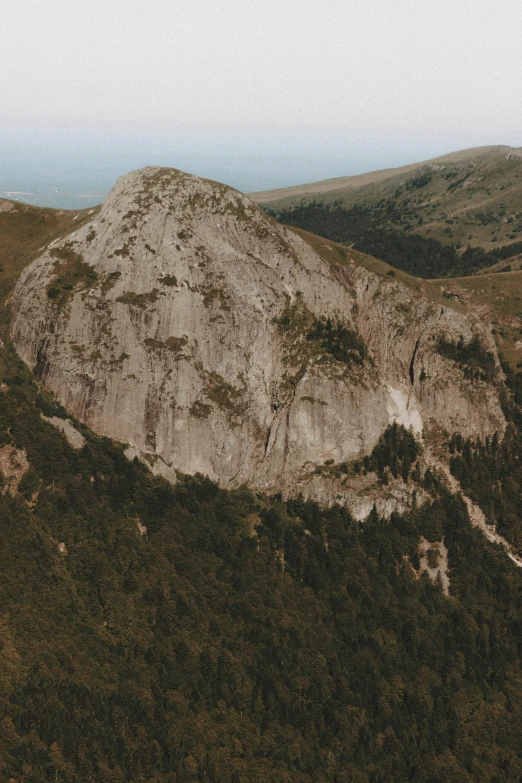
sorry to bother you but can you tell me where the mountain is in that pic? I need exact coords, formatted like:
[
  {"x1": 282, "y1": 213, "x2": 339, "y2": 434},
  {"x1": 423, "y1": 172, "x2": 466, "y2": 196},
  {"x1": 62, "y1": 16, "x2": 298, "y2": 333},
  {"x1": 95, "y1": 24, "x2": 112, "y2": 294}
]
[
  {"x1": 10, "y1": 167, "x2": 506, "y2": 518},
  {"x1": 4, "y1": 173, "x2": 522, "y2": 781},
  {"x1": 252, "y1": 146, "x2": 522, "y2": 278}
]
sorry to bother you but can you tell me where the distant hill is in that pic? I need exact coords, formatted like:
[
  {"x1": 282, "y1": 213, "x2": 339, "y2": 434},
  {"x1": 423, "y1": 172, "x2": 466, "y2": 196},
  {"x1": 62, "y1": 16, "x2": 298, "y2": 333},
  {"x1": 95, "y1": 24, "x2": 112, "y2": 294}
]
[
  {"x1": 252, "y1": 145, "x2": 522, "y2": 249},
  {"x1": 253, "y1": 146, "x2": 522, "y2": 277}
]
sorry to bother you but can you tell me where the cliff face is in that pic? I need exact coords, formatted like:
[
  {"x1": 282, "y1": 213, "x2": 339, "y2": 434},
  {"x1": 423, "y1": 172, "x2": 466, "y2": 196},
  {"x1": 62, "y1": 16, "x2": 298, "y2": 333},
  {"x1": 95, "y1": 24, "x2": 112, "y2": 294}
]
[{"x1": 10, "y1": 167, "x2": 506, "y2": 511}]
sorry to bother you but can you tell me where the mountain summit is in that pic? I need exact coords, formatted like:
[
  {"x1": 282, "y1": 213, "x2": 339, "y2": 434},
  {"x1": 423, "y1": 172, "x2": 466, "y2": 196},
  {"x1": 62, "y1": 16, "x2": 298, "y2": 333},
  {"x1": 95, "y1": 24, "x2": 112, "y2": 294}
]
[{"x1": 10, "y1": 167, "x2": 505, "y2": 515}]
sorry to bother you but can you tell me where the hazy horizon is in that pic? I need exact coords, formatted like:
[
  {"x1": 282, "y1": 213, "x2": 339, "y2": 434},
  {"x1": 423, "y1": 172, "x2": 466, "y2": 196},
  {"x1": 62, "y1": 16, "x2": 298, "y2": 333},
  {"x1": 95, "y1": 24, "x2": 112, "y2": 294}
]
[
  {"x1": 2, "y1": 131, "x2": 520, "y2": 210},
  {"x1": 3, "y1": 0, "x2": 522, "y2": 208}
]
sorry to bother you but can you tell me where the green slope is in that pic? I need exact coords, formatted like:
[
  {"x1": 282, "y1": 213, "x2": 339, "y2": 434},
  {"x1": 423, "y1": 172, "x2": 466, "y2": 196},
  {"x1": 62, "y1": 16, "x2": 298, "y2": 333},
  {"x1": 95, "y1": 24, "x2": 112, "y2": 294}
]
[
  {"x1": 268, "y1": 201, "x2": 522, "y2": 278},
  {"x1": 254, "y1": 146, "x2": 522, "y2": 251},
  {"x1": 255, "y1": 146, "x2": 522, "y2": 279}
]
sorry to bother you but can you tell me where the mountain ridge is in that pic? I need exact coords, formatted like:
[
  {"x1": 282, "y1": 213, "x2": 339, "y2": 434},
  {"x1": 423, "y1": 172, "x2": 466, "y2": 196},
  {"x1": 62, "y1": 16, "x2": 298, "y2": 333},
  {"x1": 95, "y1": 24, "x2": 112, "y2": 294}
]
[
  {"x1": 254, "y1": 145, "x2": 522, "y2": 253},
  {"x1": 250, "y1": 145, "x2": 514, "y2": 203}
]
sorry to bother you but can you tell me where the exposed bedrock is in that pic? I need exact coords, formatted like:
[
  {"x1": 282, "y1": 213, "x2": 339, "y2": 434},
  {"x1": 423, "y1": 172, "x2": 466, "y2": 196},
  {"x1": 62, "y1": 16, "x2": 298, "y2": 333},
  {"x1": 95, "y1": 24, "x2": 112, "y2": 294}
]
[{"x1": 10, "y1": 167, "x2": 506, "y2": 511}]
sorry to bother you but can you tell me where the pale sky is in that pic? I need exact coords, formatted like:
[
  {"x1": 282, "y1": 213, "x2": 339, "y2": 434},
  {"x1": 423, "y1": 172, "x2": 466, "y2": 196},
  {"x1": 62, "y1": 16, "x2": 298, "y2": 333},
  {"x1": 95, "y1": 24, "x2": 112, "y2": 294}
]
[{"x1": 2, "y1": 0, "x2": 522, "y2": 203}]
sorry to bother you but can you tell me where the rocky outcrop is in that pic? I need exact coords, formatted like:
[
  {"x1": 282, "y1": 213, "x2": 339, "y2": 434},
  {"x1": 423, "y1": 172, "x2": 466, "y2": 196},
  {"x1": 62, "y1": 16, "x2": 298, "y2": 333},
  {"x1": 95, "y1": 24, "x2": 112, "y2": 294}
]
[
  {"x1": 0, "y1": 446, "x2": 29, "y2": 495},
  {"x1": 10, "y1": 167, "x2": 506, "y2": 510},
  {"x1": 40, "y1": 415, "x2": 85, "y2": 450},
  {"x1": 417, "y1": 537, "x2": 450, "y2": 596}
]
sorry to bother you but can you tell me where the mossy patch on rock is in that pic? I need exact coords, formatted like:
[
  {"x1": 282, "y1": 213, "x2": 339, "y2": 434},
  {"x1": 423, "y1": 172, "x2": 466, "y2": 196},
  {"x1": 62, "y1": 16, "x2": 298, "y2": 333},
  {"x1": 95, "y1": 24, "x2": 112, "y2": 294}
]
[
  {"x1": 46, "y1": 244, "x2": 98, "y2": 307},
  {"x1": 307, "y1": 317, "x2": 369, "y2": 367},
  {"x1": 117, "y1": 289, "x2": 159, "y2": 308}
]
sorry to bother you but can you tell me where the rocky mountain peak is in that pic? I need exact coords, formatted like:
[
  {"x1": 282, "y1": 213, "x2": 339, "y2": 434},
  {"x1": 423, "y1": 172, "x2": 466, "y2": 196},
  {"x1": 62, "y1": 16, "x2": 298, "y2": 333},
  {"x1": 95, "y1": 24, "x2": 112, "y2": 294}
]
[{"x1": 10, "y1": 167, "x2": 506, "y2": 516}]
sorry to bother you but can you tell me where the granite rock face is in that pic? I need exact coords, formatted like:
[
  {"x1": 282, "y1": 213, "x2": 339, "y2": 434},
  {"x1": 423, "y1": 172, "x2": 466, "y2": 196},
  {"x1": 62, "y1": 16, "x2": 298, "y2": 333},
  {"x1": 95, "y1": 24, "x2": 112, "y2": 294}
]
[{"x1": 10, "y1": 167, "x2": 506, "y2": 511}]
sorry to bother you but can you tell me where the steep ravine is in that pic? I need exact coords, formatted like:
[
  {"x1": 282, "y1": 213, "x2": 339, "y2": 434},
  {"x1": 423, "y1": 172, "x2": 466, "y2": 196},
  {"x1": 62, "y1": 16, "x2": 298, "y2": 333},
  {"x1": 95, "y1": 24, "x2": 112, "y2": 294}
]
[{"x1": 10, "y1": 167, "x2": 507, "y2": 514}]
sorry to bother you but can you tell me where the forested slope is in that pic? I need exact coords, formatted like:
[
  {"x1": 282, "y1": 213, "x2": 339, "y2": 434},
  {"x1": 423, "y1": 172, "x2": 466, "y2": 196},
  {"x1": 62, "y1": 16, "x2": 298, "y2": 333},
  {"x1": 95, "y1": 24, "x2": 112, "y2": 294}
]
[
  {"x1": 268, "y1": 201, "x2": 522, "y2": 279},
  {"x1": 2, "y1": 344, "x2": 522, "y2": 782},
  {"x1": 256, "y1": 146, "x2": 522, "y2": 253}
]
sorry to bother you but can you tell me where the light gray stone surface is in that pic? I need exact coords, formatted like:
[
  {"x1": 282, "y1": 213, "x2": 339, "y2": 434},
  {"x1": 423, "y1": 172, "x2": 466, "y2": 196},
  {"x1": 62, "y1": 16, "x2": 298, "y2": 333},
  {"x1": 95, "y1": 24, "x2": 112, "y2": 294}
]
[
  {"x1": 41, "y1": 414, "x2": 86, "y2": 450},
  {"x1": 10, "y1": 167, "x2": 506, "y2": 512}
]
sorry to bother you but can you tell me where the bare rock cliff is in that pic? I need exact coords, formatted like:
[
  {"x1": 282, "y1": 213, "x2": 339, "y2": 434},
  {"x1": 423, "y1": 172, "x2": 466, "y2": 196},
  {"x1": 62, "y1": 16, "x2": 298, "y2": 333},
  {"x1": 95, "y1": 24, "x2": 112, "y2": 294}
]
[{"x1": 10, "y1": 167, "x2": 506, "y2": 511}]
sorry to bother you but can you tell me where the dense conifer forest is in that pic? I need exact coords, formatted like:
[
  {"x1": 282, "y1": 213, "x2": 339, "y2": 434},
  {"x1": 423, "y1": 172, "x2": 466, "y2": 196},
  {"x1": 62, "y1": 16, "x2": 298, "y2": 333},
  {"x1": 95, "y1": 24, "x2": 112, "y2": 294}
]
[
  {"x1": 267, "y1": 202, "x2": 522, "y2": 278},
  {"x1": 2, "y1": 335, "x2": 522, "y2": 782}
]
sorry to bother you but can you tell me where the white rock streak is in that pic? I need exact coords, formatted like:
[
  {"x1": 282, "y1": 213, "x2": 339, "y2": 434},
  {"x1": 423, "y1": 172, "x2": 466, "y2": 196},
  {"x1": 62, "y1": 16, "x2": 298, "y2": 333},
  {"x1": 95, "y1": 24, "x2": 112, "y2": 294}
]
[
  {"x1": 41, "y1": 415, "x2": 85, "y2": 450},
  {"x1": 386, "y1": 385, "x2": 423, "y2": 435}
]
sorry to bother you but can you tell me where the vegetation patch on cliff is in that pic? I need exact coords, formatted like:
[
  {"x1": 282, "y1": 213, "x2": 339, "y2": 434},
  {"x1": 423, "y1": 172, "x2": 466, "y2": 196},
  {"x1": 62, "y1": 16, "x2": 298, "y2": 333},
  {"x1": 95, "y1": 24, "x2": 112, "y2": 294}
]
[
  {"x1": 117, "y1": 289, "x2": 159, "y2": 308},
  {"x1": 190, "y1": 399, "x2": 212, "y2": 419},
  {"x1": 144, "y1": 335, "x2": 187, "y2": 355},
  {"x1": 100, "y1": 270, "x2": 121, "y2": 296},
  {"x1": 362, "y1": 422, "x2": 421, "y2": 484},
  {"x1": 204, "y1": 372, "x2": 246, "y2": 417},
  {"x1": 46, "y1": 244, "x2": 98, "y2": 307},
  {"x1": 436, "y1": 334, "x2": 496, "y2": 382},
  {"x1": 307, "y1": 317, "x2": 368, "y2": 367},
  {"x1": 158, "y1": 274, "x2": 177, "y2": 286},
  {"x1": 113, "y1": 237, "x2": 136, "y2": 258}
]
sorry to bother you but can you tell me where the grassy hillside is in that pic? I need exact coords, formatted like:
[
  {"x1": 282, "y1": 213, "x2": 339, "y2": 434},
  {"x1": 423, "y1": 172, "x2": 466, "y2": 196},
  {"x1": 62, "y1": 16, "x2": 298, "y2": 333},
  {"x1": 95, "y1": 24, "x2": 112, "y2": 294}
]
[
  {"x1": 2, "y1": 200, "x2": 522, "y2": 780},
  {"x1": 250, "y1": 146, "x2": 508, "y2": 207},
  {"x1": 254, "y1": 146, "x2": 522, "y2": 251},
  {"x1": 268, "y1": 201, "x2": 522, "y2": 279},
  {"x1": 255, "y1": 146, "x2": 522, "y2": 279},
  {"x1": 0, "y1": 198, "x2": 98, "y2": 311}
]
